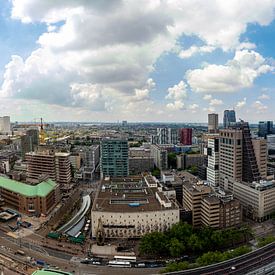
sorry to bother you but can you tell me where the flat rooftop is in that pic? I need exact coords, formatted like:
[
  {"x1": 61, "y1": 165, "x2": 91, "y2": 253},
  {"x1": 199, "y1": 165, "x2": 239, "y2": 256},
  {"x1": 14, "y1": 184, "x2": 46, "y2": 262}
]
[{"x1": 92, "y1": 177, "x2": 178, "y2": 212}]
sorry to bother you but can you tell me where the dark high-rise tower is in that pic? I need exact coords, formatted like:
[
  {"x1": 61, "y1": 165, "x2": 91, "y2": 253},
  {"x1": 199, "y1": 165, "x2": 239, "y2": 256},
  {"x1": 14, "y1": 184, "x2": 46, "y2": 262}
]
[
  {"x1": 258, "y1": 121, "x2": 273, "y2": 138},
  {"x1": 223, "y1": 110, "x2": 236, "y2": 128},
  {"x1": 180, "y1": 128, "x2": 192, "y2": 145}
]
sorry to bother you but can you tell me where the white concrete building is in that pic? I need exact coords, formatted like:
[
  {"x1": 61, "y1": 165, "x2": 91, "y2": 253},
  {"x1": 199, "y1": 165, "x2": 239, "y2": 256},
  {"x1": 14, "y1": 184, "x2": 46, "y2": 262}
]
[
  {"x1": 206, "y1": 137, "x2": 219, "y2": 186},
  {"x1": 0, "y1": 116, "x2": 10, "y2": 134},
  {"x1": 91, "y1": 176, "x2": 180, "y2": 238}
]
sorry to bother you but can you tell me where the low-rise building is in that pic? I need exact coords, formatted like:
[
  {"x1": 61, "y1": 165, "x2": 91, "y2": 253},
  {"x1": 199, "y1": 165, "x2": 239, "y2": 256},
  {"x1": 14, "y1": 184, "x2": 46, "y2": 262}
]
[
  {"x1": 233, "y1": 180, "x2": 275, "y2": 221},
  {"x1": 0, "y1": 176, "x2": 60, "y2": 216},
  {"x1": 176, "y1": 153, "x2": 204, "y2": 170},
  {"x1": 91, "y1": 176, "x2": 180, "y2": 239}
]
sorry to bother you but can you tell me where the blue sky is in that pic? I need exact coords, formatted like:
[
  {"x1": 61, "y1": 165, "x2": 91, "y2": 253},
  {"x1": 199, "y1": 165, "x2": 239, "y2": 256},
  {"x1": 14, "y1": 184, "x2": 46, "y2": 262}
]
[{"x1": 0, "y1": 1, "x2": 274, "y2": 122}]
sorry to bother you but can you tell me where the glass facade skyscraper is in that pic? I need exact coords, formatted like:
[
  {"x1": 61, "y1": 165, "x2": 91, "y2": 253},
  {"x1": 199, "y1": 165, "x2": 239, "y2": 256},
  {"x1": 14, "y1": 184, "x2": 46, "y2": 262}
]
[{"x1": 223, "y1": 110, "x2": 236, "y2": 128}]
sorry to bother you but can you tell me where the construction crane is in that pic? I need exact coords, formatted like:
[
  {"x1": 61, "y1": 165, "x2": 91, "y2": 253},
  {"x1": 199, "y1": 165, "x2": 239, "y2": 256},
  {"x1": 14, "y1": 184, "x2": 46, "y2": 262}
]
[{"x1": 39, "y1": 117, "x2": 46, "y2": 144}]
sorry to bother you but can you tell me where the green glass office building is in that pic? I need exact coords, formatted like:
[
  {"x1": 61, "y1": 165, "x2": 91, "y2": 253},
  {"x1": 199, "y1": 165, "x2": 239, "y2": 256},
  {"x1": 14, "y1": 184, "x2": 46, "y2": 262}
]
[{"x1": 100, "y1": 139, "x2": 129, "y2": 178}]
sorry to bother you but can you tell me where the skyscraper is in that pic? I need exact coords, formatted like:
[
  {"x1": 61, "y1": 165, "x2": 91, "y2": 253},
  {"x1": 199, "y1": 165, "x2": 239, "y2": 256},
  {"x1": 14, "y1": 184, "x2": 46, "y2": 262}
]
[
  {"x1": 208, "y1": 113, "x2": 219, "y2": 132},
  {"x1": 258, "y1": 121, "x2": 273, "y2": 138},
  {"x1": 206, "y1": 137, "x2": 219, "y2": 186},
  {"x1": 223, "y1": 110, "x2": 236, "y2": 128},
  {"x1": 100, "y1": 139, "x2": 129, "y2": 178},
  {"x1": 156, "y1": 128, "x2": 169, "y2": 144},
  {"x1": 219, "y1": 121, "x2": 260, "y2": 191},
  {"x1": 168, "y1": 128, "x2": 179, "y2": 145},
  {"x1": 180, "y1": 128, "x2": 192, "y2": 145}
]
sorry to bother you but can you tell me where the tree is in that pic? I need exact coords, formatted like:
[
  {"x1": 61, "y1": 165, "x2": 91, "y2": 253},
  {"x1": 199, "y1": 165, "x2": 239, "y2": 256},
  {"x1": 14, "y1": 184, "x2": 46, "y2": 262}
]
[
  {"x1": 168, "y1": 222, "x2": 193, "y2": 244},
  {"x1": 168, "y1": 152, "x2": 177, "y2": 169},
  {"x1": 169, "y1": 238, "x2": 185, "y2": 257},
  {"x1": 187, "y1": 234, "x2": 202, "y2": 253},
  {"x1": 139, "y1": 231, "x2": 168, "y2": 256}
]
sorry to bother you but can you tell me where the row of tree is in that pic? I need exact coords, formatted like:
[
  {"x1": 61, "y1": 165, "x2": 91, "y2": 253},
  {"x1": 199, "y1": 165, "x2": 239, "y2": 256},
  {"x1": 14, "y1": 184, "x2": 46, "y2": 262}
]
[
  {"x1": 139, "y1": 222, "x2": 253, "y2": 257},
  {"x1": 162, "y1": 245, "x2": 251, "y2": 273}
]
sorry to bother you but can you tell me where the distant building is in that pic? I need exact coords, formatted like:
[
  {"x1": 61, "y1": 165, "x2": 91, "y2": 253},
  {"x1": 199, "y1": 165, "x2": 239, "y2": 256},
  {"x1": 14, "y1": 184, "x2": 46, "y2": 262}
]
[
  {"x1": 168, "y1": 128, "x2": 179, "y2": 145},
  {"x1": 0, "y1": 176, "x2": 60, "y2": 216},
  {"x1": 157, "y1": 128, "x2": 169, "y2": 144},
  {"x1": 258, "y1": 121, "x2": 273, "y2": 138},
  {"x1": 91, "y1": 176, "x2": 180, "y2": 238},
  {"x1": 208, "y1": 113, "x2": 219, "y2": 133},
  {"x1": 0, "y1": 116, "x2": 10, "y2": 134},
  {"x1": 176, "y1": 153, "x2": 204, "y2": 170},
  {"x1": 21, "y1": 128, "x2": 39, "y2": 159},
  {"x1": 129, "y1": 147, "x2": 154, "y2": 175},
  {"x1": 100, "y1": 139, "x2": 129, "y2": 178},
  {"x1": 223, "y1": 110, "x2": 236, "y2": 128},
  {"x1": 150, "y1": 144, "x2": 168, "y2": 170},
  {"x1": 180, "y1": 128, "x2": 192, "y2": 145}
]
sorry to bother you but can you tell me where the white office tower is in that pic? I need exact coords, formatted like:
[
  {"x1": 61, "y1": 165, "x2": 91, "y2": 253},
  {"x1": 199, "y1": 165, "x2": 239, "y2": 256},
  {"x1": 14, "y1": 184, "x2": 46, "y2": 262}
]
[
  {"x1": 206, "y1": 137, "x2": 219, "y2": 186},
  {"x1": 0, "y1": 116, "x2": 10, "y2": 134},
  {"x1": 157, "y1": 128, "x2": 169, "y2": 144}
]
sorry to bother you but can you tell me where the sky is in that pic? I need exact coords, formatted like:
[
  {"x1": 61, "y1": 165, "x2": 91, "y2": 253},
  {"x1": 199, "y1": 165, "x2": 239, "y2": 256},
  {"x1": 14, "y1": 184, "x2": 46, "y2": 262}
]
[{"x1": 0, "y1": 0, "x2": 275, "y2": 123}]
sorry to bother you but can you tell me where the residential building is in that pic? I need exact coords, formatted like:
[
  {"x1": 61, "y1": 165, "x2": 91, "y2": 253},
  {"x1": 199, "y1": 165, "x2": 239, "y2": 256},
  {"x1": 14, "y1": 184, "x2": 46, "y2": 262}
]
[
  {"x1": 157, "y1": 128, "x2": 169, "y2": 144},
  {"x1": 180, "y1": 128, "x2": 192, "y2": 145},
  {"x1": 223, "y1": 110, "x2": 236, "y2": 128},
  {"x1": 168, "y1": 128, "x2": 179, "y2": 145},
  {"x1": 150, "y1": 144, "x2": 168, "y2": 170},
  {"x1": 100, "y1": 139, "x2": 129, "y2": 178},
  {"x1": 208, "y1": 113, "x2": 219, "y2": 133},
  {"x1": 0, "y1": 176, "x2": 60, "y2": 216},
  {"x1": 91, "y1": 176, "x2": 180, "y2": 239}
]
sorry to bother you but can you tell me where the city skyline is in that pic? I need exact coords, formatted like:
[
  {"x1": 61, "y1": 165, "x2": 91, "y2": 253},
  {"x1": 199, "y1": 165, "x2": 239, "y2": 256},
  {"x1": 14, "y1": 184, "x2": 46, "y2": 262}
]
[{"x1": 0, "y1": 1, "x2": 274, "y2": 122}]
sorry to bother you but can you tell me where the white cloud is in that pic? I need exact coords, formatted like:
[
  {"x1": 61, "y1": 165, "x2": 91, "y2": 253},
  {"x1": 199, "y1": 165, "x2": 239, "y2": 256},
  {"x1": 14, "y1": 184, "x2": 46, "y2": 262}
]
[
  {"x1": 252, "y1": 100, "x2": 268, "y2": 113},
  {"x1": 236, "y1": 97, "x2": 247, "y2": 108},
  {"x1": 258, "y1": 94, "x2": 270, "y2": 100},
  {"x1": 209, "y1": 98, "x2": 223, "y2": 106},
  {"x1": 203, "y1": 94, "x2": 212, "y2": 101},
  {"x1": 189, "y1": 103, "x2": 199, "y2": 113},
  {"x1": 186, "y1": 50, "x2": 273, "y2": 93},
  {"x1": 1, "y1": 0, "x2": 274, "y2": 120},
  {"x1": 166, "y1": 100, "x2": 185, "y2": 111},
  {"x1": 179, "y1": 45, "x2": 215, "y2": 59},
  {"x1": 166, "y1": 80, "x2": 188, "y2": 110}
]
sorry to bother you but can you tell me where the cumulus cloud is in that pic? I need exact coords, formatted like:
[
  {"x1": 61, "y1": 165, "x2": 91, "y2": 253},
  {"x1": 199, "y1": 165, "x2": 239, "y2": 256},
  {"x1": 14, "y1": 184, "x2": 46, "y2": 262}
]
[
  {"x1": 0, "y1": 0, "x2": 274, "y2": 118},
  {"x1": 236, "y1": 97, "x2": 247, "y2": 108},
  {"x1": 166, "y1": 80, "x2": 188, "y2": 110},
  {"x1": 179, "y1": 45, "x2": 215, "y2": 59},
  {"x1": 209, "y1": 98, "x2": 223, "y2": 106},
  {"x1": 189, "y1": 103, "x2": 199, "y2": 113},
  {"x1": 186, "y1": 50, "x2": 273, "y2": 93},
  {"x1": 258, "y1": 93, "x2": 270, "y2": 100},
  {"x1": 203, "y1": 94, "x2": 212, "y2": 101},
  {"x1": 252, "y1": 100, "x2": 268, "y2": 113}
]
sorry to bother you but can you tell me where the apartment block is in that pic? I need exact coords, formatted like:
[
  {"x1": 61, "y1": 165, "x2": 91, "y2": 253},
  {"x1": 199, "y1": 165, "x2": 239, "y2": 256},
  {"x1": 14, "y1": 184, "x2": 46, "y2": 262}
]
[
  {"x1": 150, "y1": 144, "x2": 168, "y2": 170},
  {"x1": 252, "y1": 138, "x2": 267, "y2": 179}
]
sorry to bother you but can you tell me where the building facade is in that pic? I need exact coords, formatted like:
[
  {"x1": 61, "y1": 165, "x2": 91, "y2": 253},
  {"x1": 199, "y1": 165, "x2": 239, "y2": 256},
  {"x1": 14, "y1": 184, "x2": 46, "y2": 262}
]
[
  {"x1": 180, "y1": 128, "x2": 192, "y2": 145},
  {"x1": 252, "y1": 138, "x2": 267, "y2": 179},
  {"x1": 258, "y1": 121, "x2": 273, "y2": 138},
  {"x1": 91, "y1": 176, "x2": 180, "y2": 238},
  {"x1": 206, "y1": 137, "x2": 219, "y2": 186},
  {"x1": 150, "y1": 144, "x2": 168, "y2": 170},
  {"x1": 208, "y1": 113, "x2": 219, "y2": 133},
  {"x1": 223, "y1": 110, "x2": 236, "y2": 128},
  {"x1": 100, "y1": 139, "x2": 129, "y2": 178},
  {"x1": 0, "y1": 177, "x2": 60, "y2": 216}
]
